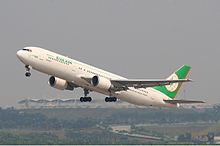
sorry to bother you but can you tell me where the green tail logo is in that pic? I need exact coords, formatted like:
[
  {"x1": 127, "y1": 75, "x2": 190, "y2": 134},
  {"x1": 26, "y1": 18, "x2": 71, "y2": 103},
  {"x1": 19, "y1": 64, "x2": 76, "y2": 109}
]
[{"x1": 154, "y1": 65, "x2": 191, "y2": 99}]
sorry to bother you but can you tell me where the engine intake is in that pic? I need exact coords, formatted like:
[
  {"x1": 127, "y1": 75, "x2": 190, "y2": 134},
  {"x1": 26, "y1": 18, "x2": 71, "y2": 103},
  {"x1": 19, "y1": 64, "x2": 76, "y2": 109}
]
[
  {"x1": 49, "y1": 76, "x2": 74, "y2": 90},
  {"x1": 91, "y1": 75, "x2": 113, "y2": 91}
]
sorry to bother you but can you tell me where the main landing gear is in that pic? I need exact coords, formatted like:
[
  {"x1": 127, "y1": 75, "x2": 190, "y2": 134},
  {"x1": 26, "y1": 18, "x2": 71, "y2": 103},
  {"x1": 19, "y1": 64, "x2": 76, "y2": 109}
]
[
  {"x1": 105, "y1": 97, "x2": 117, "y2": 102},
  {"x1": 79, "y1": 89, "x2": 117, "y2": 103},
  {"x1": 80, "y1": 89, "x2": 92, "y2": 102},
  {"x1": 25, "y1": 65, "x2": 31, "y2": 77}
]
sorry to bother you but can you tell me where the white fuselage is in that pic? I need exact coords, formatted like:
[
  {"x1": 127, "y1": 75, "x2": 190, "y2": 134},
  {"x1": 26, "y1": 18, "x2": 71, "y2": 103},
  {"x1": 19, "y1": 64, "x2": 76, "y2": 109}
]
[{"x1": 17, "y1": 47, "x2": 176, "y2": 108}]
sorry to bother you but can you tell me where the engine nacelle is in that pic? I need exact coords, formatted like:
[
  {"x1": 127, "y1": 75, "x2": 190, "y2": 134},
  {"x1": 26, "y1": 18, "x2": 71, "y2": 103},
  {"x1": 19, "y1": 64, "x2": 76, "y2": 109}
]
[
  {"x1": 91, "y1": 75, "x2": 113, "y2": 91},
  {"x1": 49, "y1": 76, "x2": 74, "y2": 90}
]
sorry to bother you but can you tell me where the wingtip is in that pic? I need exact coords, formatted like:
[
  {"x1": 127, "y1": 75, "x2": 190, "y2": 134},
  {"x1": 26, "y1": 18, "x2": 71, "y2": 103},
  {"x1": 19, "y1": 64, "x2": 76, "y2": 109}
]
[
  {"x1": 195, "y1": 100, "x2": 205, "y2": 103},
  {"x1": 184, "y1": 79, "x2": 192, "y2": 82},
  {"x1": 187, "y1": 79, "x2": 193, "y2": 82}
]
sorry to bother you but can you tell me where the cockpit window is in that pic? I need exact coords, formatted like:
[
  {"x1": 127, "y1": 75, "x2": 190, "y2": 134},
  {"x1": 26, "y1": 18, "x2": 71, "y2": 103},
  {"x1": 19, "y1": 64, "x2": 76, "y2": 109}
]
[{"x1": 22, "y1": 49, "x2": 32, "y2": 52}]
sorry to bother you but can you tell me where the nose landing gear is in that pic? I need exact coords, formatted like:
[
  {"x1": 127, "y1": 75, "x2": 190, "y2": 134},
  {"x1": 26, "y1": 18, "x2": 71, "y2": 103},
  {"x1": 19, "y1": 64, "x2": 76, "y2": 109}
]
[{"x1": 25, "y1": 65, "x2": 31, "y2": 77}]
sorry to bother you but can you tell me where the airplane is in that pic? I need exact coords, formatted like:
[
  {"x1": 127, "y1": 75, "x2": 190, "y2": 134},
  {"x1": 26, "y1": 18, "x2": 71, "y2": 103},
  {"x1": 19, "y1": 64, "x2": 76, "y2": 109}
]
[{"x1": 16, "y1": 47, "x2": 204, "y2": 108}]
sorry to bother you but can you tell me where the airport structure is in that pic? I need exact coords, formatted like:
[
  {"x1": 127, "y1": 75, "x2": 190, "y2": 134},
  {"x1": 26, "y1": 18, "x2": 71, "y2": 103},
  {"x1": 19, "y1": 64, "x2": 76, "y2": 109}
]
[
  {"x1": 18, "y1": 97, "x2": 210, "y2": 109},
  {"x1": 18, "y1": 98, "x2": 138, "y2": 109}
]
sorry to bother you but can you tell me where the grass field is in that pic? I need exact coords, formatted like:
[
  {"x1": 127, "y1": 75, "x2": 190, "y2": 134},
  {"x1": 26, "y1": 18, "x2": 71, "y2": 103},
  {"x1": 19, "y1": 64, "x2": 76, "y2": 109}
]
[{"x1": 134, "y1": 122, "x2": 219, "y2": 137}]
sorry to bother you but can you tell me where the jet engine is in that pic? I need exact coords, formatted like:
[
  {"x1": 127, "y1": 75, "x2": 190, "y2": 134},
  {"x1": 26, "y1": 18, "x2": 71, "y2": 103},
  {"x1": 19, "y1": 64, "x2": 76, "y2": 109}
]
[
  {"x1": 49, "y1": 76, "x2": 74, "y2": 90},
  {"x1": 91, "y1": 75, "x2": 113, "y2": 91}
]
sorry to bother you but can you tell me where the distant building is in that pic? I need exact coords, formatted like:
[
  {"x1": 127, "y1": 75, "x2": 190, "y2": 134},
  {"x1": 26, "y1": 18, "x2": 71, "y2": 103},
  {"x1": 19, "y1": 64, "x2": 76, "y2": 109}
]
[
  {"x1": 214, "y1": 136, "x2": 220, "y2": 144},
  {"x1": 191, "y1": 133, "x2": 217, "y2": 144},
  {"x1": 18, "y1": 98, "x2": 140, "y2": 109},
  {"x1": 207, "y1": 133, "x2": 214, "y2": 144}
]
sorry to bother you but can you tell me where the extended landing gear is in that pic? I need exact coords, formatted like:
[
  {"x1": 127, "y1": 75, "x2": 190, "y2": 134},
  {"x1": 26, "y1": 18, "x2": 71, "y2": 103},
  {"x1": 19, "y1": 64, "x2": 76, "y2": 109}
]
[
  {"x1": 105, "y1": 97, "x2": 117, "y2": 102},
  {"x1": 25, "y1": 65, "x2": 31, "y2": 77},
  {"x1": 80, "y1": 97, "x2": 92, "y2": 102},
  {"x1": 80, "y1": 89, "x2": 92, "y2": 102}
]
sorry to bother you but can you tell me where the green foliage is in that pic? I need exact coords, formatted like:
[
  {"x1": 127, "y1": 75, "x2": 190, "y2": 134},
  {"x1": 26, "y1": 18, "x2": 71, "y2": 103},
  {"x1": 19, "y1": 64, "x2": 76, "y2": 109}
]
[
  {"x1": 0, "y1": 132, "x2": 65, "y2": 144},
  {"x1": 0, "y1": 107, "x2": 219, "y2": 144}
]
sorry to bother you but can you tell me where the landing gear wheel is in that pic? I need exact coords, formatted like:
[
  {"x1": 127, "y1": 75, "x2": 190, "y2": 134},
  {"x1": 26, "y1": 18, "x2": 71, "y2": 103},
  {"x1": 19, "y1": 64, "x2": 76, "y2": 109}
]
[
  {"x1": 24, "y1": 65, "x2": 31, "y2": 77},
  {"x1": 83, "y1": 97, "x2": 87, "y2": 102},
  {"x1": 105, "y1": 97, "x2": 109, "y2": 102},
  {"x1": 105, "y1": 97, "x2": 117, "y2": 102},
  {"x1": 25, "y1": 72, "x2": 31, "y2": 77},
  {"x1": 80, "y1": 97, "x2": 92, "y2": 102},
  {"x1": 79, "y1": 89, "x2": 93, "y2": 102},
  {"x1": 88, "y1": 97, "x2": 92, "y2": 102}
]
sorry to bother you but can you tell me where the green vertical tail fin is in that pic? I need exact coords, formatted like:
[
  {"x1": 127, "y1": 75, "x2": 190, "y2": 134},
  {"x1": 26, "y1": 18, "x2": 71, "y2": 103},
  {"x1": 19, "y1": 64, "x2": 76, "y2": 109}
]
[{"x1": 154, "y1": 65, "x2": 191, "y2": 99}]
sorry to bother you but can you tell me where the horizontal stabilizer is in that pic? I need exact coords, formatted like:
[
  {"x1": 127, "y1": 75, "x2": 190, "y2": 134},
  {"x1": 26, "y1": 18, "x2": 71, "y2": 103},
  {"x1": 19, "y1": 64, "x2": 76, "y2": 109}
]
[{"x1": 164, "y1": 99, "x2": 205, "y2": 104}]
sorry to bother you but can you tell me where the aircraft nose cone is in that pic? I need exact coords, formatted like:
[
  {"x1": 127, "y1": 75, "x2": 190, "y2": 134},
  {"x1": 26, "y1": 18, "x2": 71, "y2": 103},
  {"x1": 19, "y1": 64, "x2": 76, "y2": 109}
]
[
  {"x1": 16, "y1": 50, "x2": 22, "y2": 58},
  {"x1": 16, "y1": 50, "x2": 26, "y2": 62}
]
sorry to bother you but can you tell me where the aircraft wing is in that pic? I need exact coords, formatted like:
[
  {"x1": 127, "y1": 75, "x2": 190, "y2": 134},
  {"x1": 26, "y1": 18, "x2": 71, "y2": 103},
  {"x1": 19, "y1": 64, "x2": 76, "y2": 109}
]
[
  {"x1": 164, "y1": 99, "x2": 205, "y2": 104},
  {"x1": 80, "y1": 75, "x2": 191, "y2": 90},
  {"x1": 111, "y1": 79, "x2": 191, "y2": 89}
]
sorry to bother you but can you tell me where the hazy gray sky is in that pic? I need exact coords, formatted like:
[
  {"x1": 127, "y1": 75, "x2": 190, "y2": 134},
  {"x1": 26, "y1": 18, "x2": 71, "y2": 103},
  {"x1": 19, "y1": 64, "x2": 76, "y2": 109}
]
[{"x1": 0, "y1": 0, "x2": 219, "y2": 107}]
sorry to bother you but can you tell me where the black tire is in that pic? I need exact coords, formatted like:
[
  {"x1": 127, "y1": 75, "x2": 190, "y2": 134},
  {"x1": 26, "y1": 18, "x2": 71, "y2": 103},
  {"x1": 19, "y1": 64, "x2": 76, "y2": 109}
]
[
  {"x1": 113, "y1": 97, "x2": 117, "y2": 102},
  {"x1": 83, "y1": 97, "x2": 87, "y2": 102},
  {"x1": 88, "y1": 97, "x2": 92, "y2": 102},
  {"x1": 25, "y1": 72, "x2": 31, "y2": 77},
  {"x1": 105, "y1": 97, "x2": 109, "y2": 102},
  {"x1": 80, "y1": 97, "x2": 84, "y2": 102}
]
